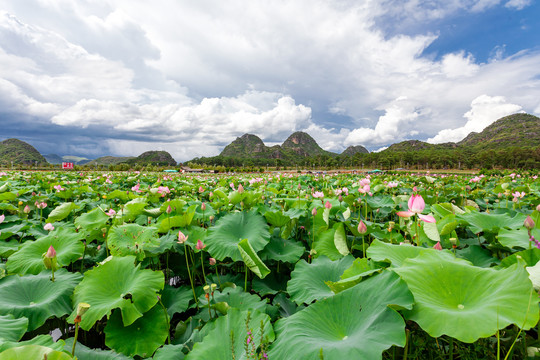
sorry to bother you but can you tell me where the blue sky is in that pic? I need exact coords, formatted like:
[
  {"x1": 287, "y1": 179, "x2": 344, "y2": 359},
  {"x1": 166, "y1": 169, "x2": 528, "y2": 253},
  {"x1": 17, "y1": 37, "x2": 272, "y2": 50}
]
[{"x1": 0, "y1": 0, "x2": 539, "y2": 161}]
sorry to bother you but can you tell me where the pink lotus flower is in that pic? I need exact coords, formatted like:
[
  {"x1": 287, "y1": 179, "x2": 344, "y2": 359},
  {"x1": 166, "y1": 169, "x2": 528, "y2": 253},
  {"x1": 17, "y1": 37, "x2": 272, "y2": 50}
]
[
  {"x1": 311, "y1": 207, "x2": 318, "y2": 216},
  {"x1": 396, "y1": 194, "x2": 436, "y2": 223},
  {"x1": 131, "y1": 183, "x2": 142, "y2": 193},
  {"x1": 312, "y1": 191, "x2": 324, "y2": 198},
  {"x1": 53, "y1": 184, "x2": 64, "y2": 192},
  {"x1": 45, "y1": 245, "x2": 56, "y2": 258},
  {"x1": 0, "y1": 214, "x2": 4, "y2": 224},
  {"x1": 357, "y1": 220, "x2": 367, "y2": 234},
  {"x1": 198, "y1": 186, "x2": 204, "y2": 193},
  {"x1": 209, "y1": 258, "x2": 216, "y2": 266},
  {"x1": 44, "y1": 223, "x2": 55, "y2": 231},
  {"x1": 324, "y1": 201, "x2": 332, "y2": 209},
  {"x1": 201, "y1": 202, "x2": 206, "y2": 211},
  {"x1": 433, "y1": 242, "x2": 442, "y2": 250},
  {"x1": 196, "y1": 239, "x2": 206, "y2": 250},
  {"x1": 237, "y1": 184, "x2": 244, "y2": 193},
  {"x1": 105, "y1": 209, "x2": 116, "y2": 217},
  {"x1": 23, "y1": 205, "x2": 30, "y2": 213},
  {"x1": 358, "y1": 184, "x2": 370, "y2": 194},
  {"x1": 177, "y1": 231, "x2": 188, "y2": 244}
]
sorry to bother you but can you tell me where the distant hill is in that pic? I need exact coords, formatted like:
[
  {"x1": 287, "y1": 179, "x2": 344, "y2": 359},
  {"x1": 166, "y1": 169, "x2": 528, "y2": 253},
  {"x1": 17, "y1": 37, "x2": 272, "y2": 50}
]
[
  {"x1": 126, "y1": 151, "x2": 177, "y2": 166},
  {"x1": 0, "y1": 138, "x2": 47, "y2": 166},
  {"x1": 341, "y1": 145, "x2": 369, "y2": 156},
  {"x1": 44, "y1": 154, "x2": 91, "y2": 165},
  {"x1": 281, "y1": 132, "x2": 336, "y2": 158},
  {"x1": 87, "y1": 156, "x2": 136, "y2": 166},
  {"x1": 87, "y1": 151, "x2": 177, "y2": 167},
  {"x1": 221, "y1": 134, "x2": 274, "y2": 158},
  {"x1": 458, "y1": 113, "x2": 539, "y2": 149}
]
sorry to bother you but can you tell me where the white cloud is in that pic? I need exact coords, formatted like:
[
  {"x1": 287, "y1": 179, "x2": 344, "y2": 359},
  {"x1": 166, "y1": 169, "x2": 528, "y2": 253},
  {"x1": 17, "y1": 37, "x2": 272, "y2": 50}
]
[
  {"x1": 505, "y1": 0, "x2": 532, "y2": 10},
  {"x1": 427, "y1": 95, "x2": 522, "y2": 143}
]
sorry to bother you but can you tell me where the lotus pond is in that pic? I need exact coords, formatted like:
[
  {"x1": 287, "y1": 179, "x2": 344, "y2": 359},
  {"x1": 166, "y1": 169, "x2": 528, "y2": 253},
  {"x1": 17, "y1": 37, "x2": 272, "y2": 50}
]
[{"x1": 0, "y1": 170, "x2": 539, "y2": 359}]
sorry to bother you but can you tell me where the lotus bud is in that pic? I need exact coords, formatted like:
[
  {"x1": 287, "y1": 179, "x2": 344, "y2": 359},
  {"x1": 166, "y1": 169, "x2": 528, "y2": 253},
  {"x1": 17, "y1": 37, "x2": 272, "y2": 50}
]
[
  {"x1": 76, "y1": 302, "x2": 91, "y2": 317},
  {"x1": 166, "y1": 205, "x2": 172, "y2": 214},
  {"x1": 357, "y1": 220, "x2": 367, "y2": 235},
  {"x1": 45, "y1": 245, "x2": 56, "y2": 258},
  {"x1": 44, "y1": 223, "x2": 54, "y2": 231},
  {"x1": 196, "y1": 239, "x2": 206, "y2": 250},
  {"x1": 209, "y1": 257, "x2": 216, "y2": 265},
  {"x1": 23, "y1": 205, "x2": 30, "y2": 213},
  {"x1": 433, "y1": 242, "x2": 443, "y2": 250},
  {"x1": 237, "y1": 184, "x2": 244, "y2": 193},
  {"x1": 537, "y1": 204, "x2": 540, "y2": 212},
  {"x1": 311, "y1": 207, "x2": 317, "y2": 216},
  {"x1": 177, "y1": 231, "x2": 188, "y2": 244},
  {"x1": 325, "y1": 201, "x2": 332, "y2": 209},
  {"x1": 199, "y1": 186, "x2": 204, "y2": 193},
  {"x1": 201, "y1": 202, "x2": 206, "y2": 211},
  {"x1": 524, "y1": 216, "x2": 535, "y2": 231}
]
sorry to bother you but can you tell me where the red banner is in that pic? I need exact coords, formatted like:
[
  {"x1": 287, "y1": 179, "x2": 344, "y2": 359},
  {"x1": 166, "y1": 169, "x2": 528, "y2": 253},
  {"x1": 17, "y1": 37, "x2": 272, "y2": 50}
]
[{"x1": 62, "y1": 162, "x2": 74, "y2": 169}]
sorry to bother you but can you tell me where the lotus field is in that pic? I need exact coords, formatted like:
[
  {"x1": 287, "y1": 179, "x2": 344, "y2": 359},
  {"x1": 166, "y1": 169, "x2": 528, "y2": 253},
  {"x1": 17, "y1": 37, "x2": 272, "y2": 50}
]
[{"x1": 1, "y1": 169, "x2": 540, "y2": 359}]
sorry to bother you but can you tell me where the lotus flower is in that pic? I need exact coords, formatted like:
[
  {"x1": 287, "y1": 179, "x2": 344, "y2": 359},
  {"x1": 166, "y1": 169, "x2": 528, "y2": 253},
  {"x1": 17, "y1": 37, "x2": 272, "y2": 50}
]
[
  {"x1": 433, "y1": 242, "x2": 443, "y2": 250},
  {"x1": 324, "y1": 201, "x2": 332, "y2": 209},
  {"x1": 44, "y1": 223, "x2": 55, "y2": 231},
  {"x1": 357, "y1": 220, "x2": 367, "y2": 234},
  {"x1": 396, "y1": 194, "x2": 436, "y2": 223},
  {"x1": 196, "y1": 239, "x2": 206, "y2": 250},
  {"x1": 524, "y1": 216, "x2": 535, "y2": 230},
  {"x1": 201, "y1": 202, "x2": 206, "y2": 211},
  {"x1": 0, "y1": 214, "x2": 4, "y2": 224},
  {"x1": 105, "y1": 209, "x2": 116, "y2": 217},
  {"x1": 177, "y1": 230, "x2": 188, "y2": 244}
]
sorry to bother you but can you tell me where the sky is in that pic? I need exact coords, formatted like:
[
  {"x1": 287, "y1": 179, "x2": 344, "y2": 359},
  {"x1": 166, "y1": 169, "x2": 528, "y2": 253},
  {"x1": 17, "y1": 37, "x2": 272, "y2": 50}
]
[{"x1": 0, "y1": 0, "x2": 539, "y2": 162}]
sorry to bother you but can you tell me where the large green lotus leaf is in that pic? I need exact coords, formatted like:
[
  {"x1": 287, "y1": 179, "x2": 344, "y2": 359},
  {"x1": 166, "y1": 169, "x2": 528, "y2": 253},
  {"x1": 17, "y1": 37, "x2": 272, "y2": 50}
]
[
  {"x1": 153, "y1": 344, "x2": 185, "y2": 360},
  {"x1": 68, "y1": 255, "x2": 164, "y2": 330},
  {"x1": 498, "y1": 228, "x2": 540, "y2": 249},
  {"x1": 394, "y1": 251, "x2": 539, "y2": 342},
  {"x1": 205, "y1": 210, "x2": 270, "y2": 262},
  {"x1": 0, "y1": 335, "x2": 64, "y2": 353},
  {"x1": 259, "y1": 230, "x2": 305, "y2": 263},
  {"x1": 198, "y1": 286, "x2": 268, "y2": 314},
  {"x1": 0, "y1": 270, "x2": 82, "y2": 331},
  {"x1": 499, "y1": 248, "x2": 540, "y2": 268},
  {"x1": 117, "y1": 198, "x2": 147, "y2": 223},
  {"x1": 268, "y1": 271, "x2": 413, "y2": 360},
  {"x1": 313, "y1": 228, "x2": 343, "y2": 260},
  {"x1": 457, "y1": 245, "x2": 499, "y2": 267},
  {"x1": 185, "y1": 309, "x2": 274, "y2": 360},
  {"x1": 326, "y1": 258, "x2": 382, "y2": 294},
  {"x1": 64, "y1": 338, "x2": 132, "y2": 360},
  {"x1": 238, "y1": 239, "x2": 270, "y2": 279},
  {"x1": 457, "y1": 211, "x2": 524, "y2": 234},
  {"x1": 333, "y1": 222, "x2": 349, "y2": 256},
  {"x1": 6, "y1": 227, "x2": 85, "y2": 275},
  {"x1": 287, "y1": 255, "x2": 354, "y2": 305},
  {"x1": 107, "y1": 224, "x2": 160, "y2": 260},
  {"x1": 47, "y1": 202, "x2": 79, "y2": 222},
  {"x1": 0, "y1": 223, "x2": 27, "y2": 241},
  {"x1": 74, "y1": 207, "x2": 110, "y2": 238},
  {"x1": 264, "y1": 210, "x2": 290, "y2": 227},
  {"x1": 367, "y1": 239, "x2": 452, "y2": 267},
  {"x1": 161, "y1": 285, "x2": 192, "y2": 318},
  {"x1": 0, "y1": 240, "x2": 22, "y2": 258},
  {"x1": 0, "y1": 345, "x2": 72, "y2": 360},
  {"x1": 105, "y1": 305, "x2": 168, "y2": 358},
  {"x1": 0, "y1": 314, "x2": 28, "y2": 343}
]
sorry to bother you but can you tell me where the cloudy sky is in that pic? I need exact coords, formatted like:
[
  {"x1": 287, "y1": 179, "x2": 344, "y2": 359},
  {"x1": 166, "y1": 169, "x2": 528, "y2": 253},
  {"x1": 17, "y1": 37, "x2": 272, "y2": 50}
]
[{"x1": 0, "y1": 0, "x2": 539, "y2": 161}]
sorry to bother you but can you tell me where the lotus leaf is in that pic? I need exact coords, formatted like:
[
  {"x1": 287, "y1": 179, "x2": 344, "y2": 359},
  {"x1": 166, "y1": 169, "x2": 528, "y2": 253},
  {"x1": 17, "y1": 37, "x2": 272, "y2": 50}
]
[
  {"x1": 0, "y1": 269, "x2": 81, "y2": 331},
  {"x1": 107, "y1": 224, "x2": 160, "y2": 260},
  {"x1": 0, "y1": 314, "x2": 28, "y2": 343},
  {"x1": 268, "y1": 271, "x2": 413, "y2": 360},
  {"x1": 238, "y1": 238, "x2": 270, "y2": 279},
  {"x1": 68, "y1": 255, "x2": 164, "y2": 330},
  {"x1": 287, "y1": 255, "x2": 354, "y2": 305},
  {"x1": 7, "y1": 227, "x2": 84, "y2": 275},
  {"x1": 152, "y1": 344, "x2": 185, "y2": 360},
  {"x1": 458, "y1": 211, "x2": 524, "y2": 234},
  {"x1": 394, "y1": 251, "x2": 539, "y2": 342},
  {"x1": 104, "y1": 305, "x2": 168, "y2": 357},
  {"x1": 205, "y1": 210, "x2": 270, "y2": 262},
  {"x1": 0, "y1": 335, "x2": 64, "y2": 353},
  {"x1": 367, "y1": 239, "x2": 451, "y2": 267},
  {"x1": 65, "y1": 338, "x2": 132, "y2": 360},
  {"x1": 74, "y1": 207, "x2": 110, "y2": 239},
  {"x1": 47, "y1": 202, "x2": 79, "y2": 223},
  {"x1": 313, "y1": 228, "x2": 343, "y2": 260},
  {"x1": 0, "y1": 345, "x2": 73, "y2": 360},
  {"x1": 259, "y1": 230, "x2": 304, "y2": 263},
  {"x1": 185, "y1": 309, "x2": 274, "y2": 360},
  {"x1": 198, "y1": 286, "x2": 268, "y2": 314},
  {"x1": 457, "y1": 245, "x2": 499, "y2": 267},
  {"x1": 498, "y1": 227, "x2": 540, "y2": 249},
  {"x1": 161, "y1": 285, "x2": 192, "y2": 318}
]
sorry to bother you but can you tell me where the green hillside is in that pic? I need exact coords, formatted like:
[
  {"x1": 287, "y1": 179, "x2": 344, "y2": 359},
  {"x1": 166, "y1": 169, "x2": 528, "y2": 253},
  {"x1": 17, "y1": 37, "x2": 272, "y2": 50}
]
[{"x1": 0, "y1": 138, "x2": 47, "y2": 166}]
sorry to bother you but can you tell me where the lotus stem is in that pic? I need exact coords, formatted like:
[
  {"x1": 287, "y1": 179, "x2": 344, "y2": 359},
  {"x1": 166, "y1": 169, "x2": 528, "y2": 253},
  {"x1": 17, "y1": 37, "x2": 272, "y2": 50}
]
[
  {"x1": 157, "y1": 295, "x2": 171, "y2": 344},
  {"x1": 71, "y1": 323, "x2": 79, "y2": 356},
  {"x1": 184, "y1": 244, "x2": 198, "y2": 308},
  {"x1": 200, "y1": 251, "x2": 207, "y2": 285}
]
